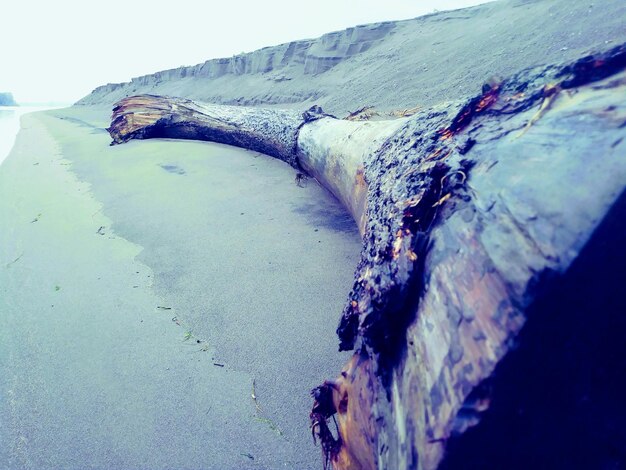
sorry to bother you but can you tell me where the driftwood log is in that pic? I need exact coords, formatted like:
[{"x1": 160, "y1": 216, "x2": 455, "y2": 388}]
[{"x1": 108, "y1": 44, "x2": 626, "y2": 469}]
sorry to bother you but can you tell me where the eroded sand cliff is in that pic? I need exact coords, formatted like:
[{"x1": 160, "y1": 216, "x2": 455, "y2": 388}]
[{"x1": 79, "y1": 0, "x2": 626, "y2": 115}]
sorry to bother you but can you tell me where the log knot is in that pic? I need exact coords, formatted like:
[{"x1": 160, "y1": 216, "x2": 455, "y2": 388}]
[{"x1": 303, "y1": 105, "x2": 336, "y2": 123}]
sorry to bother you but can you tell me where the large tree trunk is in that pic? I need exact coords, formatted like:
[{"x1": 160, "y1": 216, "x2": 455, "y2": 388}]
[
  {"x1": 107, "y1": 44, "x2": 626, "y2": 469},
  {"x1": 108, "y1": 95, "x2": 405, "y2": 235}
]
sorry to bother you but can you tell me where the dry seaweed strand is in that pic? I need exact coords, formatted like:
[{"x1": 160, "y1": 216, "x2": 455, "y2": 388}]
[
  {"x1": 250, "y1": 378, "x2": 286, "y2": 438},
  {"x1": 515, "y1": 83, "x2": 561, "y2": 138}
]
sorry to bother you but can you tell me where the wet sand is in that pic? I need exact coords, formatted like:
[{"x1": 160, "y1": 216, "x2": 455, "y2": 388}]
[{"x1": 0, "y1": 108, "x2": 360, "y2": 469}]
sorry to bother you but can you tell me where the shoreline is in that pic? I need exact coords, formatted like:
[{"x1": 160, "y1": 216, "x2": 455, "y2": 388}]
[{"x1": 0, "y1": 106, "x2": 66, "y2": 167}]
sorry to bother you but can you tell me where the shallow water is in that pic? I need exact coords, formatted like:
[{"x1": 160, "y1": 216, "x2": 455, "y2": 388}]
[{"x1": 0, "y1": 106, "x2": 62, "y2": 165}]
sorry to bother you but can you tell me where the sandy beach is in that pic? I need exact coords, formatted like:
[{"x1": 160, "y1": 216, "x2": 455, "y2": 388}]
[
  {"x1": 1, "y1": 0, "x2": 624, "y2": 467},
  {"x1": 0, "y1": 108, "x2": 360, "y2": 469}
]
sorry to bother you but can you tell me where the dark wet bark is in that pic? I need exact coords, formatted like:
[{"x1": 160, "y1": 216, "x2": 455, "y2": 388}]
[
  {"x1": 342, "y1": 45, "x2": 626, "y2": 470},
  {"x1": 108, "y1": 44, "x2": 626, "y2": 470}
]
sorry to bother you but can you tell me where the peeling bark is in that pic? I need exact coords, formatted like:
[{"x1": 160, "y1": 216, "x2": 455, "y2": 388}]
[
  {"x1": 108, "y1": 94, "x2": 304, "y2": 166},
  {"x1": 108, "y1": 44, "x2": 626, "y2": 469}
]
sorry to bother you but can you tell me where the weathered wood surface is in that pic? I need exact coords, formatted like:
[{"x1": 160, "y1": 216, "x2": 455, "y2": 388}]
[
  {"x1": 109, "y1": 95, "x2": 304, "y2": 166},
  {"x1": 108, "y1": 44, "x2": 626, "y2": 469}
]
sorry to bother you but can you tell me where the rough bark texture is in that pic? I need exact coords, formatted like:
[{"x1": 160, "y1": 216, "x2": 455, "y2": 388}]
[
  {"x1": 108, "y1": 95, "x2": 304, "y2": 167},
  {"x1": 0, "y1": 92, "x2": 17, "y2": 106},
  {"x1": 107, "y1": 44, "x2": 626, "y2": 469},
  {"x1": 324, "y1": 45, "x2": 626, "y2": 470}
]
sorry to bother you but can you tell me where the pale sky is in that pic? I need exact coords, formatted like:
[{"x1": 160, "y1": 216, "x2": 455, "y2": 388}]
[{"x1": 1, "y1": 0, "x2": 492, "y2": 104}]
